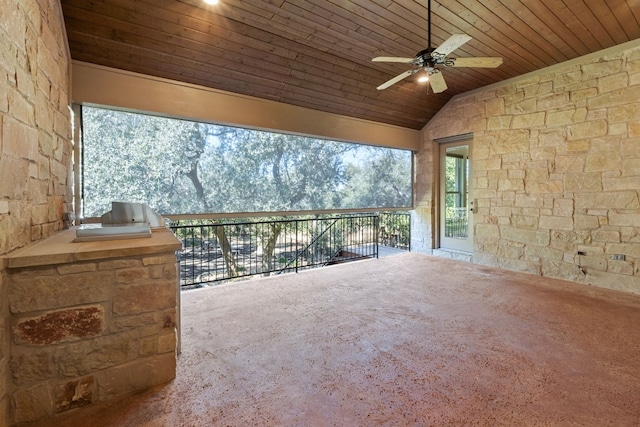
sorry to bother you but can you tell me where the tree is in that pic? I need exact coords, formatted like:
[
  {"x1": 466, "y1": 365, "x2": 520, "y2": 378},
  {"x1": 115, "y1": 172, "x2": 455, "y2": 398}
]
[
  {"x1": 198, "y1": 127, "x2": 353, "y2": 271},
  {"x1": 199, "y1": 128, "x2": 352, "y2": 212},
  {"x1": 340, "y1": 147, "x2": 412, "y2": 209},
  {"x1": 82, "y1": 108, "x2": 208, "y2": 216}
]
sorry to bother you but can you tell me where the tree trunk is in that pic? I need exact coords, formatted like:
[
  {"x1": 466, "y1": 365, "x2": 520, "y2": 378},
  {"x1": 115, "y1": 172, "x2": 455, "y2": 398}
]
[
  {"x1": 215, "y1": 225, "x2": 239, "y2": 278},
  {"x1": 261, "y1": 223, "x2": 282, "y2": 276},
  {"x1": 186, "y1": 162, "x2": 209, "y2": 211}
]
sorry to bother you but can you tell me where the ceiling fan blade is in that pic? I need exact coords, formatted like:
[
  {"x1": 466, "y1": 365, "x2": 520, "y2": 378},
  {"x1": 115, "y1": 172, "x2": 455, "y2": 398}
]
[
  {"x1": 372, "y1": 56, "x2": 415, "y2": 63},
  {"x1": 453, "y1": 57, "x2": 503, "y2": 68},
  {"x1": 377, "y1": 69, "x2": 416, "y2": 90},
  {"x1": 429, "y1": 71, "x2": 448, "y2": 93},
  {"x1": 433, "y1": 34, "x2": 472, "y2": 57}
]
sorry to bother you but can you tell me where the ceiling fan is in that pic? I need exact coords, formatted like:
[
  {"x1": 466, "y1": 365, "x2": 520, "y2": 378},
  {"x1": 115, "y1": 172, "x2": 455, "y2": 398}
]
[{"x1": 372, "y1": 0, "x2": 502, "y2": 93}]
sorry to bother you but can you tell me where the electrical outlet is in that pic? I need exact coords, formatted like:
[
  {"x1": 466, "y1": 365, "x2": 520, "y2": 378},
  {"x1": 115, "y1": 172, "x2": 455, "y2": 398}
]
[{"x1": 610, "y1": 254, "x2": 625, "y2": 261}]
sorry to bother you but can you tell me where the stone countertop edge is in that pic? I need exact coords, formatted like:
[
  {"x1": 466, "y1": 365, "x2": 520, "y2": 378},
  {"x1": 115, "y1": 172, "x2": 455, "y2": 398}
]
[{"x1": 3, "y1": 227, "x2": 182, "y2": 269}]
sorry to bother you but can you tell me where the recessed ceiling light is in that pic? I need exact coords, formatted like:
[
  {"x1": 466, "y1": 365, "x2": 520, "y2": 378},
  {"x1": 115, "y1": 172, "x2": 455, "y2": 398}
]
[{"x1": 204, "y1": 0, "x2": 219, "y2": 5}]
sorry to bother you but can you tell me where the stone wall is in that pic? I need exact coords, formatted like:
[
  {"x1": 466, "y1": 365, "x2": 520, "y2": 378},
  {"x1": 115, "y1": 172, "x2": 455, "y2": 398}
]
[
  {"x1": 414, "y1": 41, "x2": 640, "y2": 294},
  {"x1": 0, "y1": 0, "x2": 72, "y2": 255},
  {"x1": 6, "y1": 252, "x2": 178, "y2": 425},
  {"x1": 0, "y1": 1, "x2": 72, "y2": 424},
  {"x1": 1, "y1": 261, "x2": 8, "y2": 426}
]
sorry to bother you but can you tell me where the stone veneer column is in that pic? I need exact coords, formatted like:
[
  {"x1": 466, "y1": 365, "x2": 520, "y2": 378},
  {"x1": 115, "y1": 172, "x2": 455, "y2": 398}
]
[
  {"x1": 1, "y1": 0, "x2": 72, "y2": 422},
  {"x1": 411, "y1": 144, "x2": 436, "y2": 254},
  {"x1": 416, "y1": 40, "x2": 640, "y2": 294}
]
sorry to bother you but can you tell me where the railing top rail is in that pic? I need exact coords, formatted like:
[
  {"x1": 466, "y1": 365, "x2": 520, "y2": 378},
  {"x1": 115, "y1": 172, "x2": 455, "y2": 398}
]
[
  {"x1": 163, "y1": 207, "x2": 411, "y2": 222},
  {"x1": 169, "y1": 213, "x2": 382, "y2": 229}
]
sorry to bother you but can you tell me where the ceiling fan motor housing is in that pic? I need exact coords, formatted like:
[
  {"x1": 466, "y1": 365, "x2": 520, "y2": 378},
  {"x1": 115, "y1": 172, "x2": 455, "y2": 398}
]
[{"x1": 415, "y1": 47, "x2": 454, "y2": 69}]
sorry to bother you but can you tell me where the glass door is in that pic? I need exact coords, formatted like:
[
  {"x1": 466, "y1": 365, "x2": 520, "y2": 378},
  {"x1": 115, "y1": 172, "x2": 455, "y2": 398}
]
[{"x1": 440, "y1": 142, "x2": 473, "y2": 252}]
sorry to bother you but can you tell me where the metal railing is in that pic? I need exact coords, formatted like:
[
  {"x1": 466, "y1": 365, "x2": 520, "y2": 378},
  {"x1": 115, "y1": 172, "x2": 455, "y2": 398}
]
[
  {"x1": 379, "y1": 211, "x2": 411, "y2": 250},
  {"x1": 445, "y1": 217, "x2": 468, "y2": 238},
  {"x1": 170, "y1": 212, "x2": 410, "y2": 288}
]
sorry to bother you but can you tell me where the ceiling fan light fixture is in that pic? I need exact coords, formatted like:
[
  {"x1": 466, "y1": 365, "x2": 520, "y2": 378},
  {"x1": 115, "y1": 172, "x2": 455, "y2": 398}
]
[{"x1": 370, "y1": 0, "x2": 501, "y2": 92}]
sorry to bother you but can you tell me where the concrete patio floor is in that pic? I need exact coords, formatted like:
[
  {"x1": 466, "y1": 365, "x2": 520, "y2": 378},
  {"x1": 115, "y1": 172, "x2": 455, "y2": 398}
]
[{"x1": 27, "y1": 252, "x2": 640, "y2": 426}]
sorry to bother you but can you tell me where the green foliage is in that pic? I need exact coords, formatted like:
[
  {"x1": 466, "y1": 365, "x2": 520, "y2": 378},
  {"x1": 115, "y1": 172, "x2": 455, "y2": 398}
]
[
  {"x1": 82, "y1": 107, "x2": 412, "y2": 217},
  {"x1": 341, "y1": 147, "x2": 412, "y2": 209}
]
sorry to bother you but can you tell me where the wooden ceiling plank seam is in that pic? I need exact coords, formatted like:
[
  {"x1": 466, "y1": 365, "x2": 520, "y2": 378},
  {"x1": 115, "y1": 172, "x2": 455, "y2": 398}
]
[
  {"x1": 384, "y1": 2, "x2": 429, "y2": 42},
  {"x1": 68, "y1": 32, "x2": 290, "y2": 92},
  {"x1": 215, "y1": 0, "x2": 276, "y2": 20},
  {"x1": 233, "y1": 0, "x2": 356, "y2": 49},
  {"x1": 134, "y1": 0, "x2": 307, "y2": 60},
  {"x1": 344, "y1": 0, "x2": 430, "y2": 41},
  {"x1": 305, "y1": 0, "x2": 404, "y2": 44},
  {"x1": 267, "y1": 12, "x2": 380, "y2": 61},
  {"x1": 586, "y1": 0, "x2": 634, "y2": 45},
  {"x1": 276, "y1": 88, "x2": 424, "y2": 129},
  {"x1": 372, "y1": 93, "x2": 449, "y2": 117},
  {"x1": 627, "y1": 0, "x2": 640, "y2": 30},
  {"x1": 135, "y1": 0, "x2": 327, "y2": 63},
  {"x1": 68, "y1": 35, "x2": 328, "y2": 105},
  {"x1": 517, "y1": 0, "x2": 593, "y2": 57},
  {"x1": 63, "y1": 21, "x2": 296, "y2": 82},
  {"x1": 65, "y1": 0, "x2": 396, "y2": 89},
  {"x1": 427, "y1": 1, "x2": 547, "y2": 73},
  {"x1": 212, "y1": 3, "x2": 402, "y2": 71},
  {"x1": 287, "y1": 60, "x2": 386, "y2": 92},
  {"x1": 604, "y1": 0, "x2": 640, "y2": 41},
  {"x1": 457, "y1": 0, "x2": 567, "y2": 66},
  {"x1": 288, "y1": 60, "x2": 445, "y2": 118},
  {"x1": 278, "y1": 1, "x2": 393, "y2": 56},
  {"x1": 288, "y1": 63, "x2": 410, "y2": 100},
  {"x1": 62, "y1": 10, "x2": 299, "y2": 80},
  {"x1": 323, "y1": 0, "x2": 427, "y2": 47},
  {"x1": 291, "y1": 51, "x2": 382, "y2": 82},
  {"x1": 63, "y1": 0, "x2": 300, "y2": 64},
  {"x1": 291, "y1": 1, "x2": 361, "y2": 32},
  {"x1": 67, "y1": 41, "x2": 275, "y2": 97},
  {"x1": 442, "y1": 0, "x2": 554, "y2": 69},
  {"x1": 489, "y1": 0, "x2": 583, "y2": 58},
  {"x1": 394, "y1": 0, "x2": 471, "y2": 45},
  {"x1": 558, "y1": 0, "x2": 614, "y2": 49}
]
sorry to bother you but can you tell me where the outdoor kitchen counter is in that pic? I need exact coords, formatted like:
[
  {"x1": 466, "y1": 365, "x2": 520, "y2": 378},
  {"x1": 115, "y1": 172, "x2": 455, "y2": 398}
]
[
  {"x1": 5, "y1": 226, "x2": 181, "y2": 269},
  {"x1": 3, "y1": 226, "x2": 182, "y2": 424}
]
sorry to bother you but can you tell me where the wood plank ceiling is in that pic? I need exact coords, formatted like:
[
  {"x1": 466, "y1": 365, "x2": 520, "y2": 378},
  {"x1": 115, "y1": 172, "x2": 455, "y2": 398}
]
[{"x1": 61, "y1": 0, "x2": 640, "y2": 130}]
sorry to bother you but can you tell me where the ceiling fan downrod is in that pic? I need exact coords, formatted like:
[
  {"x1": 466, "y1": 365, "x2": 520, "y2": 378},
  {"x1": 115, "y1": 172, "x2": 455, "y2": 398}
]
[{"x1": 428, "y1": 0, "x2": 431, "y2": 49}]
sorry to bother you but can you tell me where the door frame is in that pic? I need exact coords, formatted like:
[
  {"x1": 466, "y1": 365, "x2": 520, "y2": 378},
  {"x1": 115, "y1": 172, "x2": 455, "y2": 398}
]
[{"x1": 437, "y1": 137, "x2": 474, "y2": 253}]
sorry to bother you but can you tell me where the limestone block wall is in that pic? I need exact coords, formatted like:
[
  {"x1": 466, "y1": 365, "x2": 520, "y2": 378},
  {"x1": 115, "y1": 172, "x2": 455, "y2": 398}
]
[
  {"x1": 412, "y1": 141, "x2": 436, "y2": 250},
  {"x1": 0, "y1": 0, "x2": 72, "y2": 254},
  {"x1": 1, "y1": 1, "x2": 72, "y2": 424},
  {"x1": 415, "y1": 40, "x2": 640, "y2": 294},
  {"x1": 1, "y1": 261, "x2": 8, "y2": 426},
  {"x1": 6, "y1": 252, "x2": 178, "y2": 425}
]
